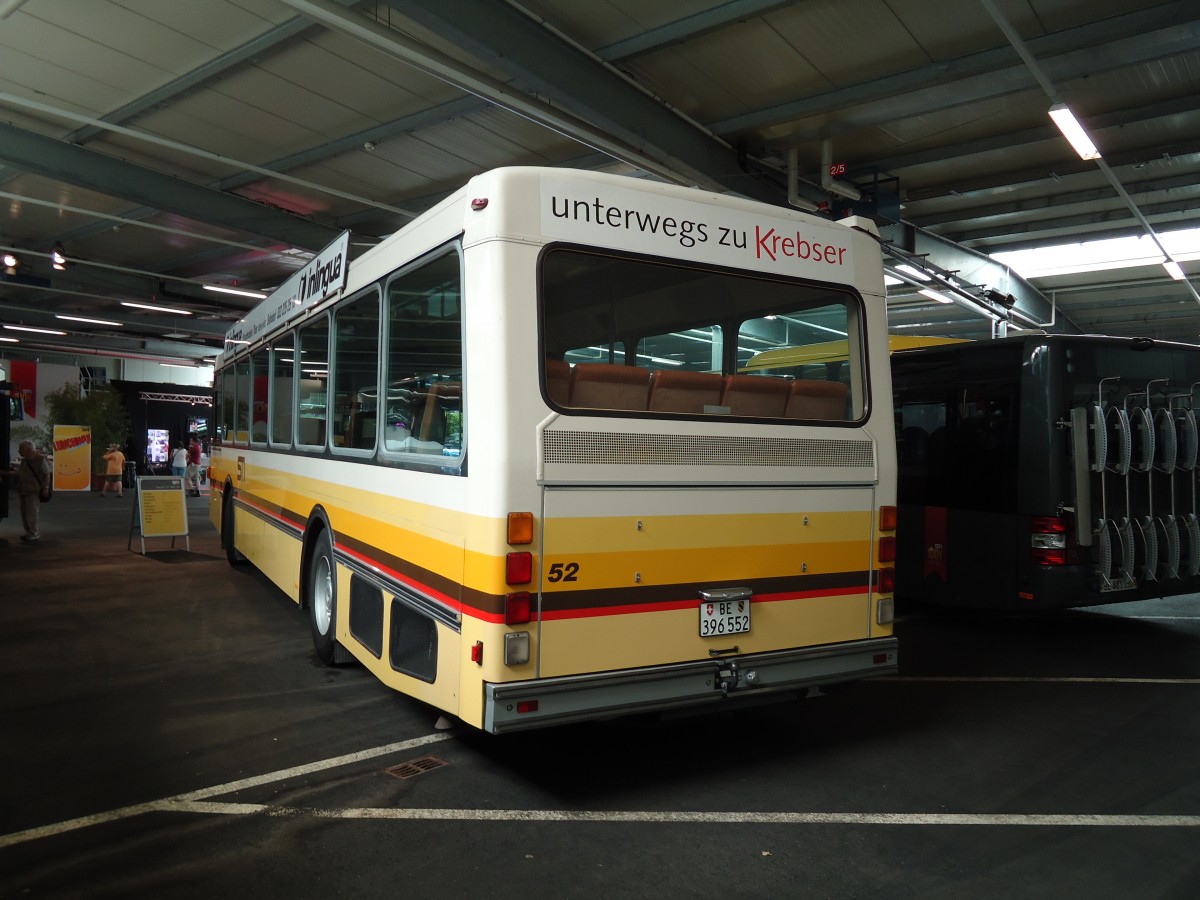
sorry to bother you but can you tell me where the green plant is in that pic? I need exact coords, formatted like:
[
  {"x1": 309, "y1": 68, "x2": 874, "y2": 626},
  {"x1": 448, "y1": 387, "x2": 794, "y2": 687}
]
[
  {"x1": 10, "y1": 421, "x2": 49, "y2": 452},
  {"x1": 41, "y1": 382, "x2": 132, "y2": 473}
]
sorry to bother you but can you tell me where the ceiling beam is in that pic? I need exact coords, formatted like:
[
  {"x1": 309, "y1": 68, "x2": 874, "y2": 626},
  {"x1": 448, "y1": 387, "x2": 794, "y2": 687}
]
[
  {"x1": 910, "y1": 173, "x2": 1200, "y2": 230},
  {"x1": 710, "y1": 3, "x2": 1199, "y2": 139},
  {"x1": 900, "y1": 142, "x2": 1200, "y2": 205},
  {"x1": 865, "y1": 97, "x2": 1200, "y2": 176},
  {"x1": 364, "y1": 0, "x2": 787, "y2": 202},
  {"x1": 594, "y1": 0, "x2": 794, "y2": 60},
  {"x1": 0, "y1": 123, "x2": 344, "y2": 251},
  {"x1": 940, "y1": 197, "x2": 1200, "y2": 245}
]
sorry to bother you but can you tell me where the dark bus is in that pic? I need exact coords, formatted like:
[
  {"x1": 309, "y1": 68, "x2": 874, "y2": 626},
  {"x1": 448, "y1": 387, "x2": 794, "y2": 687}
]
[{"x1": 892, "y1": 334, "x2": 1200, "y2": 610}]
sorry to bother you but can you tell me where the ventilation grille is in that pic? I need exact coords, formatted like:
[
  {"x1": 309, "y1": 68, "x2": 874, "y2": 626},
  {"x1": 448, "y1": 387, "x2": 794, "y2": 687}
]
[
  {"x1": 543, "y1": 431, "x2": 875, "y2": 468},
  {"x1": 390, "y1": 599, "x2": 438, "y2": 683}
]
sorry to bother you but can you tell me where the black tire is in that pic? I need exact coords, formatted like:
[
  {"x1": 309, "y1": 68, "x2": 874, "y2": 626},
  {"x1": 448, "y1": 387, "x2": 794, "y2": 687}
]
[
  {"x1": 222, "y1": 484, "x2": 246, "y2": 567},
  {"x1": 308, "y1": 528, "x2": 337, "y2": 665}
]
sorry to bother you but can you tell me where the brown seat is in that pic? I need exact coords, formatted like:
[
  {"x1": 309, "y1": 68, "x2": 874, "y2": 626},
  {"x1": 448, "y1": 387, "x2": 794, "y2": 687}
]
[
  {"x1": 545, "y1": 358, "x2": 571, "y2": 406},
  {"x1": 419, "y1": 381, "x2": 462, "y2": 442},
  {"x1": 785, "y1": 380, "x2": 849, "y2": 420},
  {"x1": 648, "y1": 370, "x2": 726, "y2": 414},
  {"x1": 569, "y1": 363, "x2": 650, "y2": 410},
  {"x1": 721, "y1": 374, "x2": 790, "y2": 417}
]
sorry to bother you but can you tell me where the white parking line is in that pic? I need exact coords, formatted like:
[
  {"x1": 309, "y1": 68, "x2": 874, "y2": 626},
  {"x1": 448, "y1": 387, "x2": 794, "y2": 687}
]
[
  {"x1": 0, "y1": 732, "x2": 452, "y2": 849},
  {"x1": 879, "y1": 676, "x2": 1200, "y2": 684},
  {"x1": 7, "y1": 716, "x2": 1200, "y2": 850},
  {"x1": 88, "y1": 802, "x2": 1200, "y2": 829}
]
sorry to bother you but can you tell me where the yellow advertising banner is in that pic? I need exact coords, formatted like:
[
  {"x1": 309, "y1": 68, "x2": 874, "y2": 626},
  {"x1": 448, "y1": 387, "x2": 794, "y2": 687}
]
[{"x1": 52, "y1": 425, "x2": 92, "y2": 492}]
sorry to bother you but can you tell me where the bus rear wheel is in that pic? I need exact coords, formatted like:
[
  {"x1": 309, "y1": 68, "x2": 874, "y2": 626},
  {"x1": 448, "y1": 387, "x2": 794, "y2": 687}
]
[{"x1": 308, "y1": 530, "x2": 337, "y2": 665}]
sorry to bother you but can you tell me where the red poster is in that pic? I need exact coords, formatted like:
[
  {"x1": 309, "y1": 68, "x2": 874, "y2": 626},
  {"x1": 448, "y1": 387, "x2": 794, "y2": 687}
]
[{"x1": 10, "y1": 359, "x2": 36, "y2": 418}]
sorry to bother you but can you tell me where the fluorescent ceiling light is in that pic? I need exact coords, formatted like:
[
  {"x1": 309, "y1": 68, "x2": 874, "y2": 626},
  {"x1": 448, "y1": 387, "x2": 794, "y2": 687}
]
[
  {"x1": 896, "y1": 264, "x2": 932, "y2": 282},
  {"x1": 204, "y1": 284, "x2": 268, "y2": 299},
  {"x1": 0, "y1": 335, "x2": 18, "y2": 343},
  {"x1": 994, "y1": 228, "x2": 1200, "y2": 279},
  {"x1": 56, "y1": 314, "x2": 122, "y2": 326},
  {"x1": 919, "y1": 288, "x2": 955, "y2": 304},
  {"x1": 1164, "y1": 260, "x2": 1186, "y2": 281},
  {"x1": 121, "y1": 301, "x2": 193, "y2": 315},
  {"x1": 1048, "y1": 104, "x2": 1101, "y2": 161},
  {"x1": 4, "y1": 324, "x2": 67, "y2": 335}
]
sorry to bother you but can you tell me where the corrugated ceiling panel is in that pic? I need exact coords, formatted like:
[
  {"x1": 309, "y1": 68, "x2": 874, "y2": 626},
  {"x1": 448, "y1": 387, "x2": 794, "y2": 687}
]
[
  {"x1": 117, "y1": 0, "x2": 294, "y2": 48},
  {"x1": 303, "y1": 24, "x2": 492, "y2": 104},
  {"x1": 520, "y1": 0, "x2": 721, "y2": 48},
  {"x1": 253, "y1": 37, "x2": 432, "y2": 121},
  {"x1": 761, "y1": 0, "x2": 934, "y2": 85}
]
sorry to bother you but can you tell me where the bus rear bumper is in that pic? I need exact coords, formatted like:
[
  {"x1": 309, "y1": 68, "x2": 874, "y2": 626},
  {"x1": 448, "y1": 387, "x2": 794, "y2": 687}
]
[{"x1": 483, "y1": 637, "x2": 898, "y2": 734}]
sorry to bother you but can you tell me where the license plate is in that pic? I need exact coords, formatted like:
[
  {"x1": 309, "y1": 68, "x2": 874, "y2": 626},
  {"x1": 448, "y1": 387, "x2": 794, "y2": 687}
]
[{"x1": 699, "y1": 598, "x2": 751, "y2": 637}]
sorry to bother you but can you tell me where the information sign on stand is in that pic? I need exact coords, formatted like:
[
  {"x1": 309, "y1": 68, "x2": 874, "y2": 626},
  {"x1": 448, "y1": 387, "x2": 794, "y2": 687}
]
[{"x1": 129, "y1": 476, "x2": 190, "y2": 554}]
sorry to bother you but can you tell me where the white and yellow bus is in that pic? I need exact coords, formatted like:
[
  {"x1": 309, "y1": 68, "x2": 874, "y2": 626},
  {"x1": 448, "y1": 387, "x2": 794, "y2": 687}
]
[{"x1": 210, "y1": 167, "x2": 898, "y2": 733}]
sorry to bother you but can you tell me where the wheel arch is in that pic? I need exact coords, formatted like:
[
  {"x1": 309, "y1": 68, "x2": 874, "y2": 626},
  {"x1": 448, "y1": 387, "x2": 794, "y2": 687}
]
[{"x1": 299, "y1": 505, "x2": 334, "y2": 611}]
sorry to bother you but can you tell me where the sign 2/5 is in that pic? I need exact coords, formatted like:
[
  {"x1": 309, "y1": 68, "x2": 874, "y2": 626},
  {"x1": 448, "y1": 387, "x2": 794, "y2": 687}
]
[{"x1": 546, "y1": 562, "x2": 580, "y2": 583}]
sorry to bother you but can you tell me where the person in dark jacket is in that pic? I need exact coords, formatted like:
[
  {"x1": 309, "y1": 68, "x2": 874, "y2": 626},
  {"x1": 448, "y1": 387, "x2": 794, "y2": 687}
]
[{"x1": 15, "y1": 440, "x2": 50, "y2": 542}]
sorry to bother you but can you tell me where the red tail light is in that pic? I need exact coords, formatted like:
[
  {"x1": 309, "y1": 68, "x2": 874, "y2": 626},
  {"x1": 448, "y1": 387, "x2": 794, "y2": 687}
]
[
  {"x1": 505, "y1": 591, "x2": 531, "y2": 625},
  {"x1": 506, "y1": 551, "x2": 533, "y2": 585},
  {"x1": 878, "y1": 535, "x2": 896, "y2": 563},
  {"x1": 1031, "y1": 516, "x2": 1069, "y2": 566},
  {"x1": 876, "y1": 567, "x2": 895, "y2": 593}
]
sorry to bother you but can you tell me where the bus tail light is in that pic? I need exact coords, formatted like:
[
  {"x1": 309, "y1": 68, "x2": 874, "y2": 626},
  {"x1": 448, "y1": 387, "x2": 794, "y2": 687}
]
[
  {"x1": 506, "y1": 551, "x2": 532, "y2": 585},
  {"x1": 876, "y1": 597, "x2": 895, "y2": 625},
  {"x1": 507, "y1": 512, "x2": 533, "y2": 545},
  {"x1": 878, "y1": 535, "x2": 896, "y2": 563},
  {"x1": 874, "y1": 507, "x2": 897, "y2": 621},
  {"x1": 505, "y1": 632, "x2": 530, "y2": 666},
  {"x1": 505, "y1": 591, "x2": 531, "y2": 625},
  {"x1": 1031, "y1": 516, "x2": 1069, "y2": 566},
  {"x1": 879, "y1": 505, "x2": 897, "y2": 531},
  {"x1": 876, "y1": 567, "x2": 895, "y2": 593}
]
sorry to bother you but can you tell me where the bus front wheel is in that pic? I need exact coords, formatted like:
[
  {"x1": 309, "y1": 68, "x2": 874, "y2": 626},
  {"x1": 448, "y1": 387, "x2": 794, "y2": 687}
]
[{"x1": 308, "y1": 530, "x2": 337, "y2": 665}]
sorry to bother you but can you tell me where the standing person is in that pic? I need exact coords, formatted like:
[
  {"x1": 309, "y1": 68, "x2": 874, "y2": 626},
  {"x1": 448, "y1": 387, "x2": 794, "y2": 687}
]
[
  {"x1": 186, "y1": 435, "x2": 202, "y2": 497},
  {"x1": 101, "y1": 442, "x2": 126, "y2": 498},
  {"x1": 15, "y1": 440, "x2": 50, "y2": 542},
  {"x1": 170, "y1": 441, "x2": 187, "y2": 478}
]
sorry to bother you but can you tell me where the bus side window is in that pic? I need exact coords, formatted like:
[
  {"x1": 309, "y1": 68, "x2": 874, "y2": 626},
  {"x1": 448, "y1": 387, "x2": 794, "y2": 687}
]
[
  {"x1": 384, "y1": 249, "x2": 464, "y2": 463},
  {"x1": 333, "y1": 289, "x2": 381, "y2": 454},
  {"x1": 297, "y1": 316, "x2": 330, "y2": 450}
]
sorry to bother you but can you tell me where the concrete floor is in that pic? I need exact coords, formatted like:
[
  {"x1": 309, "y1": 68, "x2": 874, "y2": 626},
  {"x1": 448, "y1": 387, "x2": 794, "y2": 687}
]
[{"x1": 2, "y1": 487, "x2": 1199, "y2": 898}]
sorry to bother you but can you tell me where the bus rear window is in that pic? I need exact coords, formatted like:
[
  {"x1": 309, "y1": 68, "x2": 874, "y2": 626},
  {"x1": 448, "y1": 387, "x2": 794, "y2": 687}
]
[{"x1": 540, "y1": 248, "x2": 865, "y2": 421}]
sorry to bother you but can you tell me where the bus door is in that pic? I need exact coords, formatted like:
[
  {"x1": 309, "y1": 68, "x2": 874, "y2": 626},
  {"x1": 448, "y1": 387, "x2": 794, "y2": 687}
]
[{"x1": 895, "y1": 361, "x2": 1022, "y2": 607}]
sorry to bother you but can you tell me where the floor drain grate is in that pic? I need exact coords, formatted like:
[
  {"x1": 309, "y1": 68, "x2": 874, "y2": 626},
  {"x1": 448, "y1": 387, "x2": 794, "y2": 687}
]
[{"x1": 384, "y1": 756, "x2": 448, "y2": 780}]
